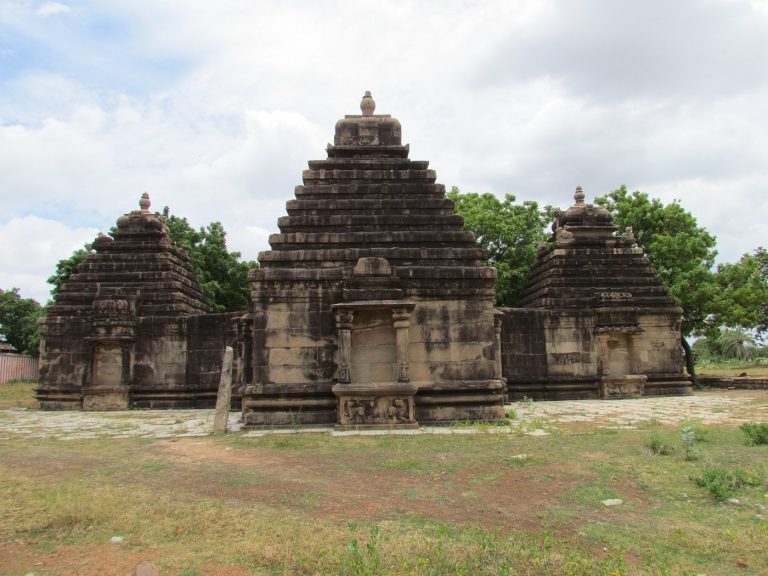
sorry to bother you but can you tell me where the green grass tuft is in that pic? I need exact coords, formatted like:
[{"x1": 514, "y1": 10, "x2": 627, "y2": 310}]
[{"x1": 740, "y1": 422, "x2": 768, "y2": 445}]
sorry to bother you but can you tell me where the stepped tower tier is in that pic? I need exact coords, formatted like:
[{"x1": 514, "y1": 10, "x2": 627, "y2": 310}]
[
  {"x1": 243, "y1": 93, "x2": 506, "y2": 428},
  {"x1": 501, "y1": 187, "x2": 692, "y2": 400}
]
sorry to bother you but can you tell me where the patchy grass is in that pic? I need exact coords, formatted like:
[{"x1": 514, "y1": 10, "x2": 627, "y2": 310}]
[
  {"x1": 1, "y1": 422, "x2": 768, "y2": 575},
  {"x1": 698, "y1": 361, "x2": 768, "y2": 377},
  {"x1": 0, "y1": 379, "x2": 37, "y2": 407}
]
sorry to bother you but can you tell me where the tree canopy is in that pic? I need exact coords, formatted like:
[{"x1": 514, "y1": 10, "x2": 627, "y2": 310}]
[
  {"x1": 160, "y1": 207, "x2": 258, "y2": 313},
  {"x1": 0, "y1": 288, "x2": 44, "y2": 356},
  {"x1": 711, "y1": 248, "x2": 768, "y2": 339},
  {"x1": 447, "y1": 187, "x2": 552, "y2": 306},
  {"x1": 594, "y1": 186, "x2": 719, "y2": 338},
  {"x1": 47, "y1": 243, "x2": 93, "y2": 296}
]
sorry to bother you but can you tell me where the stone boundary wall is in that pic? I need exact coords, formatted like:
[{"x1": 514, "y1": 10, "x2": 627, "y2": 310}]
[
  {"x1": 699, "y1": 376, "x2": 768, "y2": 390},
  {"x1": 0, "y1": 353, "x2": 39, "y2": 384}
]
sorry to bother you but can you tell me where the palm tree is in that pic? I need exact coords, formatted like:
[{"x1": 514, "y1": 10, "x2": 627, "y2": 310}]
[{"x1": 717, "y1": 328, "x2": 757, "y2": 361}]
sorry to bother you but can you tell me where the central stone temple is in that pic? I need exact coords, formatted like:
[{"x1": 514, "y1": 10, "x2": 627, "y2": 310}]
[{"x1": 242, "y1": 92, "x2": 506, "y2": 428}]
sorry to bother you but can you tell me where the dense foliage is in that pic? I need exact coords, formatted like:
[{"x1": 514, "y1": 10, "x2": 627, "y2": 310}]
[
  {"x1": 47, "y1": 243, "x2": 93, "y2": 296},
  {"x1": 160, "y1": 207, "x2": 258, "y2": 313},
  {"x1": 447, "y1": 187, "x2": 553, "y2": 306},
  {"x1": 0, "y1": 288, "x2": 44, "y2": 355},
  {"x1": 594, "y1": 186, "x2": 719, "y2": 338},
  {"x1": 711, "y1": 248, "x2": 768, "y2": 338}
]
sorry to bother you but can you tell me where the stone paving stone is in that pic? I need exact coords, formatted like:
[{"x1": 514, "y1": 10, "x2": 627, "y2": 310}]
[{"x1": 0, "y1": 391, "x2": 765, "y2": 439}]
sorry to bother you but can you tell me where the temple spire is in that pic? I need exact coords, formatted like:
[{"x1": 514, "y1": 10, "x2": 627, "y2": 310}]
[
  {"x1": 139, "y1": 192, "x2": 151, "y2": 212},
  {"x1": 360, "y1": 91, "x2": 375, "y2": 116},
  {"x1": 574, "y1": 186, "x2": 585, "y2": 206}
]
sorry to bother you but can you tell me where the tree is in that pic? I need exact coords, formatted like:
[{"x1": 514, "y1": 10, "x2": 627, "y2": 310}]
[
  {"x1": 447, "y1": 187, "x2": 552, "y2": 306},
  {"x1": 711, "y1": 248, "x2": 768, "y2": 339},
  {"x1": 594, "y1": 186, "x2": 719, "y2": 384},
  {"x1": 715, "y1": 328, "x2": 757, "y2": 361},
  {"x1": 0, "y1": 288, "x2": 44, "y2": 356},
  {"x1": 160, "y1": 208, "x2": 257, "y2": 313},
  {"x1": 48, "y1": 208, "x2": 258, "y2": 313},
  {"x1": 47, "y1": 243, "x2": 93, "y2": 296}
]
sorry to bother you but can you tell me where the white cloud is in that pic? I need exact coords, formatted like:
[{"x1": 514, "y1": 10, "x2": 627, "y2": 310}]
[
  {"x1": 1, "y1": 0, "x2": 768, "y2": 303},
  {"x1": 0, "y1": 216, "x2": 97, "y2": 303},
  {"x1": 35, "y1": 2, "x2": 71, "y2": 17}
]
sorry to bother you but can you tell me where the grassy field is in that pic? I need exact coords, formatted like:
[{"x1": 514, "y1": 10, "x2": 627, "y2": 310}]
[
  {"x1": 0, "y1": 380, "x2": 37, "y2": 408},
  {"x1": 698, "y1": 365, "x2": 768, "y2": 378},
  {"x1": 1, "y1": 416, "x2": 767, "y2": 575}
]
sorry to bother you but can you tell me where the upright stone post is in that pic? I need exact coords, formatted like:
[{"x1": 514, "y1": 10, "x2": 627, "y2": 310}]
[
  {"x1": 493, "y1": 310, "x2": 504, "y2": 380},
  {"x1": 213, "y1": 346, "x2": 234, "y2": 434},
  {"x1": 392, "y1": 307, "x2": 411, "y2": 382},
  {"x1": 335, "y1": 310, "x2": 354, "y2": 384}
]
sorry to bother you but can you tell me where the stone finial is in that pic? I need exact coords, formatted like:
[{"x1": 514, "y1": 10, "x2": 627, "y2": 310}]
[
  {"x1": 139, "y1": 192, "x2": 151, "y2": 212},
  {"x1": 574, "y1": 186, "x2": 585, "y2": 206},
  {"x1": 361, "y1": 91, "x2": 375, "y2": 116}
]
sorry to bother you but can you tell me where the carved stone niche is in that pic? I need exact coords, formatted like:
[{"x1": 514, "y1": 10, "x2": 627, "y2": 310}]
[
  {"x1": 331, "y1": 300, "x2": 418, "y2": 430},
  {"x1": 594, "y1": 327, "x2": 646, "y2": 399},
  {"x1": 83, "y1": 297, "x2": 136, "y2": 410}
]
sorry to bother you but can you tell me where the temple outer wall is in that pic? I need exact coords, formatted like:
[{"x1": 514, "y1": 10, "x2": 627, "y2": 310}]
[
  {"x1": 500, "y1": 308, "x2": 689, "y2": 400},
  {"x1": 38, "y1": 312, "x2": 245, "y2": 410}
]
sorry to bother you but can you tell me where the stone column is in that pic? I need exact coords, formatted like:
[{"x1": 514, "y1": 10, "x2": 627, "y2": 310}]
[
  {"x1": 335, "y1": 309, "x2": 354, "y2": 384},
  {"x1": 392, "y1": 307, "x2": 411, "y2": 383},
  {"x1": 493, "y1": 310, "x2": 504, "y2": 380}
]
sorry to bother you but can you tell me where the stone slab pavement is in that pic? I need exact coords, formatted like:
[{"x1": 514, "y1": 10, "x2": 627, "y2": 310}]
[{"x1": 0, "y1": 390, "x2": 765, "y2": 440}]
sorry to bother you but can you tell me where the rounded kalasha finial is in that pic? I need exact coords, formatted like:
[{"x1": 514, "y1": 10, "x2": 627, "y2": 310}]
[
  {"x1": 360, "y1": 91, "x2": 375, "y2": 116},
  {"x1": 139, "y1": 192, "x2": 151, "y2": 211},
  {"x1": 574, "y1": 186, "x2": 585, "y2": 206}
]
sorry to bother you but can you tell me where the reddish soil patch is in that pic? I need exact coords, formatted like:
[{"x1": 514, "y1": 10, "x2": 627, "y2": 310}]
[
  {"x1": 0, "y1": 540, "x2": 253, "y2": 576},
  {"x1": 154, "y1": 438, "x2": 593, "y2": 533}
]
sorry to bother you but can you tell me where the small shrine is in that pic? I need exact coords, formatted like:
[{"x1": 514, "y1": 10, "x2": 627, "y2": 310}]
[
  {"x1": 501, "y1": 187, "x2": 692, "y2": 400},
  {"x1": 37, "y1": 194, "x2": 245, "y2": 410}
]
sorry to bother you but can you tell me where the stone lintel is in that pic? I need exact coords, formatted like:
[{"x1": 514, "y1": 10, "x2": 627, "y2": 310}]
[{"x1": 331, "y1": 300, "x2": 415, "y2": 312}]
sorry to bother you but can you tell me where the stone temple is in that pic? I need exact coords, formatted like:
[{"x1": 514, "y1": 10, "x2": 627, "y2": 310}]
[
  {"x1": 37, "y1": 93, "x2": 690, "y2": 425},
  {"x1": 500, "y1": 187, "x2": 691, "y2": 400}
]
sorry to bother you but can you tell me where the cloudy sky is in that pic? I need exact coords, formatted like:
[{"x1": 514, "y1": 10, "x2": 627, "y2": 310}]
[{"x1": 2, "y1": 0, "x2": 768, "y2": 303}]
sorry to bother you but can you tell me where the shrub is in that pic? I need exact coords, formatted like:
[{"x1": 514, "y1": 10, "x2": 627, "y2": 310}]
[
  {"x1": 741, "y1": 423, "x2": 768, "y2": 445},
  {"x1": 680, "y1": 426, "x2": 699, "y2": 461},
  {"x1": 692, "y1": 467, "x2": 761, "y2": 500},
  {"x1": 647, "y1": 432, "x2": 671, "y2": 455}
]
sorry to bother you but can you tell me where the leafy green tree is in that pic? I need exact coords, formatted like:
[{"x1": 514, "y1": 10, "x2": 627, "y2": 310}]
[
  {"x1": 159, "y1": 208, "x2": 257, "y2": 312},
  {"x1": 0, "y1": 288, "x2": 44, "y2": 356},
  {"x1": 595, "y1": 186, "x2": 719, "y2": 384},
  {"x1": 712, "y1": 248, "x2": 768, "y2": 338},
  {"x1": 447, "y1": 187, "x2": 552, "y2": 306},
  {"x1": 47, "y1": 243, "x2": 93, "y2": 296}
]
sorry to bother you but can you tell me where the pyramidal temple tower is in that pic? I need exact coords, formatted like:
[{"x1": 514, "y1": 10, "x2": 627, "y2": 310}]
[
  {"x1": 242, "y1": 92, "x2": 506, "y2": 428},
  {"x1": 37, "y1": 194, "x2": 233, "y2": 411},
  {"x1": 500, "y1": 187, "x2": 692, "y2": 400}
]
